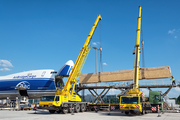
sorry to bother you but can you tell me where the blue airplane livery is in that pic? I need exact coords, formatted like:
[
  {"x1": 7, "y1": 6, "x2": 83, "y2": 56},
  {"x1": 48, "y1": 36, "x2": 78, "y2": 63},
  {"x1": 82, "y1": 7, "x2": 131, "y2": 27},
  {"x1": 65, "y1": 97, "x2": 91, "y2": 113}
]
[{"x1": 0, "y1": 60, "x2": 74, "y2": 100}]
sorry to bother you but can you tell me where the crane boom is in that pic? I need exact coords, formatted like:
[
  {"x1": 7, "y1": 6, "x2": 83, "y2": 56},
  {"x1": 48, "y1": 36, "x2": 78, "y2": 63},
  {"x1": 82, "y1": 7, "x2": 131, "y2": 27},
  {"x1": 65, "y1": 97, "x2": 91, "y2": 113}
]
[
  {"x1": 62, "y1": 15, "x2": 102, "y2": 94},
  {"x1": 133, "y1": 6, "x2": 142, "y2": 89}
]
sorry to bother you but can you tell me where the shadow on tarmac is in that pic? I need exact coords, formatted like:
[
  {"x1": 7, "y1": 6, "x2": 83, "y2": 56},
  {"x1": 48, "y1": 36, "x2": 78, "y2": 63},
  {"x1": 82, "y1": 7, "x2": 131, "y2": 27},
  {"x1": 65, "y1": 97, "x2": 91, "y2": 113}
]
[
  {"x1": 99, "y1": 111, "x2": 142, "y2": 117},
  {"x1": 28, "y1": 110, "x2": 71, "y2": 115},
  {"x1": 28, "y1": 110, "x2": 52, "y2": 115},
  {"x1": 28, "y1": 110, "x2": 144, "y2": 117}
]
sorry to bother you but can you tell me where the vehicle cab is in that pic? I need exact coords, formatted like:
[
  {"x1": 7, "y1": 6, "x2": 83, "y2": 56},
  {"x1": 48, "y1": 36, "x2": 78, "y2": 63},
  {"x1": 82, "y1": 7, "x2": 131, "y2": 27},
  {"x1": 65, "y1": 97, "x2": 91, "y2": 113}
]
[
  {"x1": 120, "y1": 96, "x2": 142, "y2": 114},
  {"x1": 39, "y1": 95, "x2": 60, "y2": 110}
]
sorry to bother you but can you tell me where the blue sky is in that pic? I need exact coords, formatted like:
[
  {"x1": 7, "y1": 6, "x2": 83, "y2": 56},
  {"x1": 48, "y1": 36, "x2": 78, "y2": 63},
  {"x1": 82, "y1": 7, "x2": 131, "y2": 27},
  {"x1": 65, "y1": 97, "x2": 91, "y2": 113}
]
[{"x1": 0, "y1": 0, "x2": 180, "y2": 98}]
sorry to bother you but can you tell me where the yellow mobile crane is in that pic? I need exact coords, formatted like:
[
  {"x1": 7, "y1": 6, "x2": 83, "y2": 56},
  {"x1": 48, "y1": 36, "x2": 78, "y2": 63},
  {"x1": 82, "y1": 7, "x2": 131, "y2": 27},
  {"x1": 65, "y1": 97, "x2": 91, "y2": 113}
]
[
  {"x1": 39, "y1": 15, "x2": 102, "y2": 114},
  {"x1": 119, "y1": 6, "x2": 151, "y2": 115}
]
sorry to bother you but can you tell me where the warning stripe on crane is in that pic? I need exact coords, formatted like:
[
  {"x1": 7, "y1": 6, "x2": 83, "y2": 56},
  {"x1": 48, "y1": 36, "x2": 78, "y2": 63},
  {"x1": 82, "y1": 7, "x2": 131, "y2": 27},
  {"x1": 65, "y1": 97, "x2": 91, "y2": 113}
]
[
  {"x1": 111, "y1": 106, "x2": 115, "y2": 110},
  {"x1": 151, "y1": 107, "x2": 157, "y2": 111},
  {"x1": 135, "y1": 105, "x2": 140, "y2": 109},
  {"x1": 120, "y1": 105, "x2": 124, "y2": 108}
]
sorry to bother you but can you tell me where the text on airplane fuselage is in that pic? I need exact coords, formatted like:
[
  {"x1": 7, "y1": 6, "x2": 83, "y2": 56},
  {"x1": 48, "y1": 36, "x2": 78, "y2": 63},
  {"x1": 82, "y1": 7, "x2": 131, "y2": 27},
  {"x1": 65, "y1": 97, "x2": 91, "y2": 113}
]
[{"x1": 13, "y1": 75, "x2": 36, "y2": 79}]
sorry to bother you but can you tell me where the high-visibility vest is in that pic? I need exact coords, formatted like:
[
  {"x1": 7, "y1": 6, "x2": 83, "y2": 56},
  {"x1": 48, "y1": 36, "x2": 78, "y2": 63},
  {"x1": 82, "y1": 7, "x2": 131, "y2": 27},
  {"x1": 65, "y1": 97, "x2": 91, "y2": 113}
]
[{"x1": 172, "y1": 78, "x2": 175, "y2": 81}]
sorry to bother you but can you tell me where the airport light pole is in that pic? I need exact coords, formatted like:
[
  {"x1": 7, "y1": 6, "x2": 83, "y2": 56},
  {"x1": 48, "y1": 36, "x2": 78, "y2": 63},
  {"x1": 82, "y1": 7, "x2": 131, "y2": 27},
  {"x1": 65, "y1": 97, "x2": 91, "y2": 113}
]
[
  {"x1": 92, "y1": 46, "x2": 100, "y2": 97},
  {"x1": 92, "y1": 47, "x2": 99, "y2": 73}
]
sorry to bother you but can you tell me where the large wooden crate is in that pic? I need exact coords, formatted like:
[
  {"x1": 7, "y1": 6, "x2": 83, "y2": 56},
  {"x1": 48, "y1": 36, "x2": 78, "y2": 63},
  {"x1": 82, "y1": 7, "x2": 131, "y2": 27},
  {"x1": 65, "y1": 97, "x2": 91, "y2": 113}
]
[{"x1": 79, "y1": 66, "x2": 171, "y2": 84}]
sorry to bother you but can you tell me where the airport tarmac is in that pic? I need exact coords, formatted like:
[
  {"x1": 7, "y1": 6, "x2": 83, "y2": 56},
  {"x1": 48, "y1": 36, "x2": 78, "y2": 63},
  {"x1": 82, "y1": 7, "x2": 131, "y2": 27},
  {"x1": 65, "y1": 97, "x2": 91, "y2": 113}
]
[{"x1": 0, "y1": 110, "x2": 180, "y2": 120}]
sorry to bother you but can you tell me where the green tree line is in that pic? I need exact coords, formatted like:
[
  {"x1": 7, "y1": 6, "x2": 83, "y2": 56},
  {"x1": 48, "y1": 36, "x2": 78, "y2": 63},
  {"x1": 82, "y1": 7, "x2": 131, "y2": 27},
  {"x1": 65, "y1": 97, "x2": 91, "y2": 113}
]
[{"x1": 170, "y1": 95, "x2": 180, "y2": 104}]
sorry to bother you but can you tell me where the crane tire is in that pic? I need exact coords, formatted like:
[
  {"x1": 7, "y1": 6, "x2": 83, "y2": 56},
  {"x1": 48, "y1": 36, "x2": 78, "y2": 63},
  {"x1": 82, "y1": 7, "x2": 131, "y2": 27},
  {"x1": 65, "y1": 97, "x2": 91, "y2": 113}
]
[
  {"x1": 62, "y1": 107, "x2": 68, "y2": 114},
  {"x1": 80, "y1": 104, "x2": 86, "y2": 112},
  {"x1": 75, "y1": 104, "x2": 80, "y2": 113}
]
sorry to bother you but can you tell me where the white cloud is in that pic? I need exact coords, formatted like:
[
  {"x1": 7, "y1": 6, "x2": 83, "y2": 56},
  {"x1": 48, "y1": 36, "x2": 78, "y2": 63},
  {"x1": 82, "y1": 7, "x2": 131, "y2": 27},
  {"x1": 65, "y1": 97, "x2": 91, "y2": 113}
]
[
  {"x1": 0, "y1": 68, "x2": 11, "y2": 71},
  {"x1": 92, "y1": 42, "x2": 101, "y2": 46},
  {"x1": 175, "y1": 87, "x2": 180, "y2": 92},
  {"x1": 0, "y1": 60, "x2": 13, "y2": 72},
  {"x1": 109, "y1": 89, "x2": 120, "y2": 95},
  {"x1": 103, "y1": 63, "x2": 107, "y2": 66},
  {"x1": 168, "y1": 29, "x2": 176, "y2": 34},
  {"x1": 0, "y1": 60, "x2": 13, "y2": 67},
  {"x1": 174, "y1": 36, "x2": 177, "y2": 38},
  {"x1": 92, "y1": 42, "x2": 97, "y2": 46}
]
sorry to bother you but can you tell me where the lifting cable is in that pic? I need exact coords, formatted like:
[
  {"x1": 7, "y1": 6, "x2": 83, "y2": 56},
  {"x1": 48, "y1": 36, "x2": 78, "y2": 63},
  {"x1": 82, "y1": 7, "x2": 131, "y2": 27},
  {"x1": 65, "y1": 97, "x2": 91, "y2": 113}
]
[
  {"x1": 141, "y1": 10, "x2": 145, "y2": 69},
  {"x1": 141, "y1": 10, "x2": 146, "y2": 80},
  {"x1": 99, "y1": 20, "x2": 103, "y2": 73}
]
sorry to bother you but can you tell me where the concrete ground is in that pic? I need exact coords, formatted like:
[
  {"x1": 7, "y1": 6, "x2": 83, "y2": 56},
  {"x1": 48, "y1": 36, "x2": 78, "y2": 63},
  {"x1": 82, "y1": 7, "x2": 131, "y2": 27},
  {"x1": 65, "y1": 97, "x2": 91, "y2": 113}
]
[{"x1": 0, "y1": 110, "x2": 180, "y2": 120}]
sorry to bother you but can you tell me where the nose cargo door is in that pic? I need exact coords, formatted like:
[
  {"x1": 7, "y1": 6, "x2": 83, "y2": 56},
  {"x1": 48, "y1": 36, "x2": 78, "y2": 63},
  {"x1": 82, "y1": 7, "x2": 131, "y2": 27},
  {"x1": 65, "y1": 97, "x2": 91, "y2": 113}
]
[{"x1": 55, "y1": 75, "x2": 65, "y2": 89}]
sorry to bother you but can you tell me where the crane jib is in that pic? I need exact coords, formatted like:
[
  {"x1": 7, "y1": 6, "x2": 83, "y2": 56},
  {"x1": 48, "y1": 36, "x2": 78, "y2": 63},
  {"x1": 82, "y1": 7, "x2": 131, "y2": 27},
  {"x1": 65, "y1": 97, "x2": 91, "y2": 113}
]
[{"x1": 63, "y1": 15, "x2": 102, "y2": 93}]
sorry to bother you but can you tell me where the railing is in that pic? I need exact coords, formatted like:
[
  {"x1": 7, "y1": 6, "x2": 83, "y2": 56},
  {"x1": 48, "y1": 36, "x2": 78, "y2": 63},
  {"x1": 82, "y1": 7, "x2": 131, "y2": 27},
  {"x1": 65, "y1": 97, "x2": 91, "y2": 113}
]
[{"x1": 101, "y1": 79, "x2": 180, "y2": 87}]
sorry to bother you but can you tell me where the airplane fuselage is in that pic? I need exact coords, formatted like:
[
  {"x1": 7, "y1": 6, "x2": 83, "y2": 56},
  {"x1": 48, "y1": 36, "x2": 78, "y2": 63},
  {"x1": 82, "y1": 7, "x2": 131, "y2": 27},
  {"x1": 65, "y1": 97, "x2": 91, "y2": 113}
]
[{"x1": 0, "y1": 69, "x2": 57, "y2": 99}]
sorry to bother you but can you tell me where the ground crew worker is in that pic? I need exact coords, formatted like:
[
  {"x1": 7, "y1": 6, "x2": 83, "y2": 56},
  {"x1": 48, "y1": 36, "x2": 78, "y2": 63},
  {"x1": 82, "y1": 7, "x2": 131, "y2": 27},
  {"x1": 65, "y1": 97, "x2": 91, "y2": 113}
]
[{"x1": 171, "y1": 76, "x2": 176, "y2": 85}]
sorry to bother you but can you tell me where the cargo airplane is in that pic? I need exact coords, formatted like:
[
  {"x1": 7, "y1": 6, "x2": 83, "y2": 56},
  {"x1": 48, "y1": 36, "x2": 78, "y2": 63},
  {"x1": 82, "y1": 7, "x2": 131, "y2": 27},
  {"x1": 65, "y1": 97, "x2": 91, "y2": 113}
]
[{"x1": 0, "y1": 60, "x2": 74, "y2": 100}]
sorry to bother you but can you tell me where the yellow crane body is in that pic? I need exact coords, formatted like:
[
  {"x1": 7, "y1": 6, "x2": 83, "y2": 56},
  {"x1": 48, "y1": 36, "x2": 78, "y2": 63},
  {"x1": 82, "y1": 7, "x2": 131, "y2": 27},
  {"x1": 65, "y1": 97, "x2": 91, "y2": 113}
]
[
  {"x1": 119, "y1": 6, "x2": 144, "y2": 114},
  {"x1": 39, "y1": 15, "x2": 102, "y2": 114},
  {"x1": 120, "y1": 6, "x2": 165, "y2": 115}
]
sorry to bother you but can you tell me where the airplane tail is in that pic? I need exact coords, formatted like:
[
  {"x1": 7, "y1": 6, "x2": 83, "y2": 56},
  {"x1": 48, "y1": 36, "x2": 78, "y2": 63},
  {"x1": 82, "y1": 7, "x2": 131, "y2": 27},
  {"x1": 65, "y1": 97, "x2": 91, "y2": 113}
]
[{"x1": 57, "y1": 60, "x2": 74, "y2": 77}]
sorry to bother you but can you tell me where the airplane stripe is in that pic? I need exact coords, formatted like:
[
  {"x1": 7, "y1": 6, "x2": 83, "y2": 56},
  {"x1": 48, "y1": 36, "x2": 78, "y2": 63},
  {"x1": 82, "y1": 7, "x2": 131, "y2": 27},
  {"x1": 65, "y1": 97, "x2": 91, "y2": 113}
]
[
  {"x1": 0, "y1": 89, "x2": 56, "y2": 92},
  {"x1": 67, "y1": 66, "x2": 72, "y2": 75},
  {"x1": 0, "y1": 91, "x2": 56, "y2": 94},
  {"x1": 0, "y1": 78, "x2": 54, "y2": 82}
]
